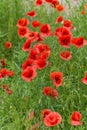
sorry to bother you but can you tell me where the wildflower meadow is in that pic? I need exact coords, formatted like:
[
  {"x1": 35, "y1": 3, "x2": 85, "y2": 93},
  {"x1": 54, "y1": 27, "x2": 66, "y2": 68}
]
[{"x1": 0, "y1": 0, "x2": 87, "y2": 130}]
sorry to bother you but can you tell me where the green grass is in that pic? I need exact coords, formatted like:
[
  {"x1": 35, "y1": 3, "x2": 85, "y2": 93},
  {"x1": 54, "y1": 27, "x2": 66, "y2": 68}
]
[{"x1": 0, "y1": 0, "x2": 87, "y2": 130}]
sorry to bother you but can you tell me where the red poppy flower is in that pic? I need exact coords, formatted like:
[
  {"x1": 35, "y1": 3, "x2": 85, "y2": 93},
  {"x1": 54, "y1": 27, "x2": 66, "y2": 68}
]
[
  {"x1": 71, "y1": 111, "x2": 82, "y2": 126},
  {"x1": 5, "y1": 42, "x2": 12, "y2": 49},
  {"x1": 0, "y1": 68, "x2": 8, "y2": 78},
  {"x1": 41, "y1": 49, "x2": 50, "y2": 59},
  {"x1": 22, "y1": 59, "x2": 34, "y2": 70},
  {"x1": 43, "y1": 86, "x2": 58, "y2": 98},
  {"x1": 45, "y1": 0, "x2": 52, "y2": 3},
  {"x1": 43, "y1": 86, "x2": 53, "y2": 96},
  {"x1": 44, "y1": 112, "x2": 62, "y2": 127},
  {"x1": 18, "y1": 27, "x2": 29, "y2": 38},
  {"x1": 40, "y1": 51, "x2": 50, "y2": 59},
  {"x1": 54, "y1": 28, "x2": 71, "y2": 43},
  {"x1": 58, "y1": 35, "x2": 71, "y2": 48},
  {"x1": 22, "y1": 39, "x2": 31, "y2": 52},
  {"x1": 16, "y1": 18, "x2": 29, "y2": 27},
  {"x1": 71, "y1": 37, "x2": 84, "y2": 48},
  {"x1": 34, "y1": 43, "x2": 45, "y2": 53},
  {"x1": 21, "y1": 66, "x2": 37, "y2": 82},
  {"x1": 54, "y1": 26, "x2": 71, "y2": 37},
  {"x1": 0, "y1": 68, "x2": 14, "y2": 79},
  {"x1": 84, "y1": 4, "x2": 87, "y2": 10},
  {"x1": 0, "y1": 73, "x2": 2, "y2": 79},
  {"x1": 55, "y1": 16, "x2": 63, "y2": 24},
  {"x1": 35, "y1": 0, "x2": 43, "y2": 6},
  {"x1": 60, "y1": 51, "x2": 72, "y2": 61},
  {"x1": 51, "y1": 0, "x2": 60, "y2": 8},
  {"x1": 26, "y1": 31, "x2": 39, "y2": 42},
  {"x1": 6, "y1": 89, "x2": 12, "y2": 95},
  {"x1": 50, "y1": 72, "x2": 63, "y2": 87},
  {"x1": 27, "y1": 10, "x2": 37, "y2": 17},
  {"x1": 73, "y1": 0, "x2": 78, "y2": 1},
  {"x1": 56, "y1": 4, "x2": 65, "y2": 12},
  {"x1": 81, "y1": 72, "x2": 87, "y2": 85},
  {"x1": 33, "y1": 43, "x2": 51, "y2": 59},
  {"x1": 81, "y1": 10, "x2": 86, "y2": 15},
  {"x1": 0, "y1": 59, "x2": 6, "y2": 67},
  {"x1": 41, "y1": 109, "x2": 52, "y2": 119},
  {"x1": 35, "y1": 58, "x2": 46, "y2": 70},
  {"x1": 37, "y1": 33, "x2": 44, "y2": 42},
  {"x1": 29, "y1": 49, "x2": 38, "y2": 60},
  {"x1": 32, "y1": 20, "x2": 41, "y2": 28},
  {"x1": 63, "y1": 20, "x2": 73, "y2": 29},
  {"x1": 40, "y1": 24, "x2": 52, "y2": 38}
]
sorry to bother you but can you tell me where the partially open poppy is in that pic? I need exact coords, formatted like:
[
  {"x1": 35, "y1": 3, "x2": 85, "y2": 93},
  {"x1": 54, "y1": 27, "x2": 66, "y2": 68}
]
[
  {"x1": 55, "y1": 16, "x2": 63, "y2": 24},
  {"x1": 40, "y1": 24, "x2": 52, "y2": 38},
  {"x1": 71, "y1": 37, "x2": 84, "y2": 48},
  {"x1": 50, "y1": 72, "x2": 63, "y2": 87},
  {"x1": 35, "y1": 0, "x2": 43, "y2": 6},
  {"x1": 27, "y1": 10, "x2": 37, "y2": 17},
  {"x1": 56, "y1": 4, "x2": 65, "y2": 12},
  {"x1": 32, "y1": 20, "x2": 41, "y2": 28},
  {"x1": 22, "y1": 39, "x2": 31, "y2": 52},
  {"x1": 71, "y1": 111, "x2": 82, "y2": 126},
  {"x1": 60, "y1": 51, "x2": 72, "y2": 61}
]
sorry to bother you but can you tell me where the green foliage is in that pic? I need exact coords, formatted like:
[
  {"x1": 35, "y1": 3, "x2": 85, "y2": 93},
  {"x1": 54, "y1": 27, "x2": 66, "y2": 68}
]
[{"x1": 0, "y1": 0, "x2": 87, "y2": 130}]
